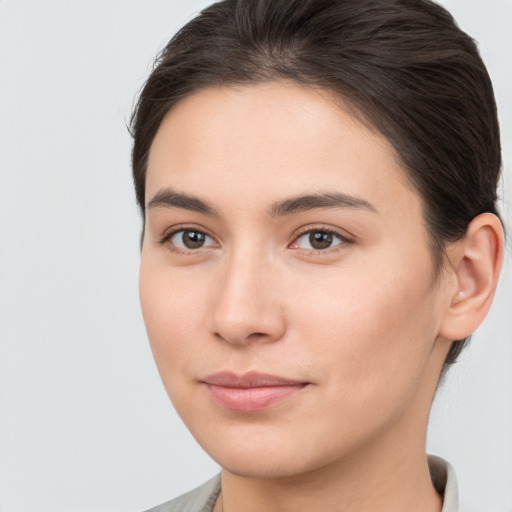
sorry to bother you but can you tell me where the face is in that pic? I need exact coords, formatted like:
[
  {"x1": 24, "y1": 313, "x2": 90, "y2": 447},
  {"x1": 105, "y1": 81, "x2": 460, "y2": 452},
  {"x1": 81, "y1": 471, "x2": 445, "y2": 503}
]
[{"x1": 140, "y1": 82, "x2": 452, "y2": 479}]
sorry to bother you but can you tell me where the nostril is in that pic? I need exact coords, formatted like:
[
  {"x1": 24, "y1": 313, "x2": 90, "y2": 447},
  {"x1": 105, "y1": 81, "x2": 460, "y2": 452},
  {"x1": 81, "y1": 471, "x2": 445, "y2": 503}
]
[
  {"x1": 210, "y1": 285, "x2": 286, "y2": 345},
  {"x1": 214, "y1": 330, "x2": 276, "y2": 345}
]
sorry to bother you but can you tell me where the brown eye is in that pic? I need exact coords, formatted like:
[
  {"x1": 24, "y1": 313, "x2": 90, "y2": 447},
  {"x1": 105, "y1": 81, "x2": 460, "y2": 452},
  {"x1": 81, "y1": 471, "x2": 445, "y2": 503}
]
[
  {"x1": 309, "y1": 231, "x2": 333, "y2": 250},
  {"x1": 169, "y1": 229, "x2": 216, "y2": 250},
  {"x1": 292, "y1": 229, "x2": 348, "y2": 252},
  {"x1": 182, "y1": 230, "x2": 206, "y2": 248}
]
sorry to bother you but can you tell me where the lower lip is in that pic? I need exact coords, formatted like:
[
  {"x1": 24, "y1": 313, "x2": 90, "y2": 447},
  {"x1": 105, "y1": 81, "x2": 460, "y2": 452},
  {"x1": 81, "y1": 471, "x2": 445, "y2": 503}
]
[{"x1": 205, "y1": 384, "x2": 307, "y2": 411}]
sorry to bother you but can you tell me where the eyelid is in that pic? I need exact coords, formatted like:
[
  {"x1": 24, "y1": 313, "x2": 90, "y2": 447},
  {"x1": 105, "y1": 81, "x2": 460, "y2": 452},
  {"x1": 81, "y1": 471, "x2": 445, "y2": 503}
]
[
  {"x1": 288, "y1": 225, "x2": 354, "y2": 251},
  {"x1": 156, "y1": 223, "x2": 353, "y2": 254},
  {"x1": 158, "y1": 225, "x2": 220, "y2": 252}
]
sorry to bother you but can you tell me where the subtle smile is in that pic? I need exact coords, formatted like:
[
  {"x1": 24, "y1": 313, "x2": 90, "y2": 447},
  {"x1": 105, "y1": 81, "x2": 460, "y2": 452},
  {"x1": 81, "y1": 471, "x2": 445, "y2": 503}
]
[{"x1": 202, "y1": 372, "x2": 309, "y2": 412}]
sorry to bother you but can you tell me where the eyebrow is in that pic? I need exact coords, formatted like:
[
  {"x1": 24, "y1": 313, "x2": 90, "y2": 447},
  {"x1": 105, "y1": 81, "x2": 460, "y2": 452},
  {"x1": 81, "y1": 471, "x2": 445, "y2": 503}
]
[
  {"x1": 269, "y1": 192, "x2": 377, "y2": 216},
  {"x1": 147, "y1": 188, "x2": 377, "y2": 217},
  {"x1": 147, "y1": 189, "x2": 218, "y2": 216}
]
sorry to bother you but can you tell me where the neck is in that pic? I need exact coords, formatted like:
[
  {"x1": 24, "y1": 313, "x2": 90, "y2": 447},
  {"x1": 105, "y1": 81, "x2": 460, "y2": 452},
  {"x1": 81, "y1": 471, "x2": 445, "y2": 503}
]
[{"x1": 218, "y1": 436, "x2": 442, "y2": 512}]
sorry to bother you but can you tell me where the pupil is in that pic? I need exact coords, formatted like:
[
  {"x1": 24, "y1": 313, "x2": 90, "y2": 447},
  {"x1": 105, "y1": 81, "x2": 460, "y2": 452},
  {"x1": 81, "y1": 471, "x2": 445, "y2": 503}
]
[
  {"x1": 309, "y1": 231, "x2": 333, "y2": 250},
  {"x1": 183, "y1": 230, "x2": 205, "y2": 249}
]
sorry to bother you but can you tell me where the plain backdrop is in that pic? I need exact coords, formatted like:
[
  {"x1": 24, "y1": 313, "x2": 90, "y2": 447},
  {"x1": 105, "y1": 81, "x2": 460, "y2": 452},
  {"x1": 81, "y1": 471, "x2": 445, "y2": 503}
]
[{"x1": 0, "y1": 1, "x2": 511, "y2": 511}]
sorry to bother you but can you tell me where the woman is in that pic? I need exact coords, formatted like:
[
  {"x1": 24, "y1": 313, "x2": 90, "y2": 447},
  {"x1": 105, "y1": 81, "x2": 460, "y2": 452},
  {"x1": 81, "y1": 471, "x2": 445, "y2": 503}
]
[{"x1": 130, "y1": 1, "x2": 504, "y2": 511}]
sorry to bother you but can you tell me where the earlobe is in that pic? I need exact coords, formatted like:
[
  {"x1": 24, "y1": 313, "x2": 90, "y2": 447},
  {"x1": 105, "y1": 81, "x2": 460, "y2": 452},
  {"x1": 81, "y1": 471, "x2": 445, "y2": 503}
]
[{"x1": 440, "y1": 213, "x2": 504, "y2": 341}]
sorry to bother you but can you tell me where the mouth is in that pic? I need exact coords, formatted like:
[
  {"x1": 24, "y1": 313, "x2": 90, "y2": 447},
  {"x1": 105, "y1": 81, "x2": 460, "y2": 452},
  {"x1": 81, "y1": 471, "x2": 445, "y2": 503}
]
[{"x1": 201, "y1": 371, "x2": 309, "y2": 412}]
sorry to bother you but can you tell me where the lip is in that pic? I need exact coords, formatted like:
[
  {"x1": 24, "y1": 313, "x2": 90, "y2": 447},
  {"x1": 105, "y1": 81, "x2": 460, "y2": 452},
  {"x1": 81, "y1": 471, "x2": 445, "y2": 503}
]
[{"x1": 202, "y1": 371, "x2": 309, "y2": 412}]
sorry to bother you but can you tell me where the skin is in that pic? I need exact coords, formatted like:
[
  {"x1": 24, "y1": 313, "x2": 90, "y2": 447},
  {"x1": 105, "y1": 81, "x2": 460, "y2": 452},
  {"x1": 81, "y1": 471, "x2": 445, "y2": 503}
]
[{"x1": 139, "y1": 82, "x2": 503, "y2": 512}]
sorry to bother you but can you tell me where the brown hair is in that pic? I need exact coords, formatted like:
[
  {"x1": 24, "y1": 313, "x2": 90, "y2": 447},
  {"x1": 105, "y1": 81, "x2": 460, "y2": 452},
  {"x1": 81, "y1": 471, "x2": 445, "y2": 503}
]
[{"x1": 130, "y1": 0, "x2": 502, "y2": 366}]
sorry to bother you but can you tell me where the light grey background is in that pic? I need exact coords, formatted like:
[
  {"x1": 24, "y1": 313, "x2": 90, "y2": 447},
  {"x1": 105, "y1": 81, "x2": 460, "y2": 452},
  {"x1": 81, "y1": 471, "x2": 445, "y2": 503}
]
[{"x1": 0, "y1": 1, "x2": 510, "y2": 511}]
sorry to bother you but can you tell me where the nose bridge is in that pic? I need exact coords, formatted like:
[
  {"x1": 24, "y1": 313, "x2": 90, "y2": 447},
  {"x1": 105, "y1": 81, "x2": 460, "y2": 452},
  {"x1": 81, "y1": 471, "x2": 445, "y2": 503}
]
[{"x1": 211, "y1": 243, "x2": 284, "y2": 345}]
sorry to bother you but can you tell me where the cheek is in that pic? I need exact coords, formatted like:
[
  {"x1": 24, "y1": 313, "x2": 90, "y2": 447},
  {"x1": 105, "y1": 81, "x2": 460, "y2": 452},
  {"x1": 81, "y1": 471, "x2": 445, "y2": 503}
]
[
  {"x1": 139, "y1": 260, "x2": 209, "y2": 377},
  {"x1": 289, "y1": 254, "x2": 438, "y2": 397}
]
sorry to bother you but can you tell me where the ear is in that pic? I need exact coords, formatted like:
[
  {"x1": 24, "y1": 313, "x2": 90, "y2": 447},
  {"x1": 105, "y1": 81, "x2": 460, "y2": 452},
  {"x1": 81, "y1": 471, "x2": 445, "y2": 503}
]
[{"x1": 439, "y1": 213, "x2": 504, "y2": 341}]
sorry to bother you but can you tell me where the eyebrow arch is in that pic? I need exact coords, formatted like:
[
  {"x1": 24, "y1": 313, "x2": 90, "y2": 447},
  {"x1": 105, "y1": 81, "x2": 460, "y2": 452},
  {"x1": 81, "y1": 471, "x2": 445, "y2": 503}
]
[
  {"x1": 269, "y1": 192, "x2": 377, "y2": 216},
  {"x1": 147, "y1": 189, "x2": 218, "y2": 216}
]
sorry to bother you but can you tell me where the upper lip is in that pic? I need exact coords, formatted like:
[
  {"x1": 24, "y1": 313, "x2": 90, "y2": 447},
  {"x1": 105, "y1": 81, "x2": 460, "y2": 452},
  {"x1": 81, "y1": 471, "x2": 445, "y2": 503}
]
[{"x1": 202, "y1": 371, "x2": 307, "y2": 388}]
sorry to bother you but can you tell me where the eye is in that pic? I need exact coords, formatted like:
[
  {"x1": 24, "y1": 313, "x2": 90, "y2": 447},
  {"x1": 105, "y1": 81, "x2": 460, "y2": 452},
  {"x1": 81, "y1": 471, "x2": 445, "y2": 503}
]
[
  {"x1": 166, "y1": 229, "x2": 217, "y2": 250},
  {"x1": 291, "y1": 229, "x2": 348, "y2": 251}
]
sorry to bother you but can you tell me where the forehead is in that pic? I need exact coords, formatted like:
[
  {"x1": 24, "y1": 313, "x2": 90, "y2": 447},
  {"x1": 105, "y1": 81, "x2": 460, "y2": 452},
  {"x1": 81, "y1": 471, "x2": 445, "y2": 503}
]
[{"x1": 146, "y1": 81, "x2": 420, "y2": 223}]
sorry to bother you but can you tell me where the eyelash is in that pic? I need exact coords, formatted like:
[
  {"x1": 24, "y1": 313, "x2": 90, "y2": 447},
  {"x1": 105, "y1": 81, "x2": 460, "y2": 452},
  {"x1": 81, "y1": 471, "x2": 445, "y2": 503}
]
[
  {"x1": 158, "y1": 226, "x2": 218, "y2": 255},
  {"x1": 289, "y1": 226, "x2": 353, "y2": 254},
  {"x1": 158, "y1": 225, "x2": 353, "y2": 255}
]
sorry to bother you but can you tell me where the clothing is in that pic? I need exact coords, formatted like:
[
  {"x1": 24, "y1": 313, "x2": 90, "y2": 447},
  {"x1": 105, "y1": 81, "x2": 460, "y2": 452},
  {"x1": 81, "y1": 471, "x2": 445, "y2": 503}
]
[
  {"x1": 144, "y1": 455, "x2": 458, "y2": 512},
  {"x1": 144, "y1": 475, "x2": 221, "y2": 512}
]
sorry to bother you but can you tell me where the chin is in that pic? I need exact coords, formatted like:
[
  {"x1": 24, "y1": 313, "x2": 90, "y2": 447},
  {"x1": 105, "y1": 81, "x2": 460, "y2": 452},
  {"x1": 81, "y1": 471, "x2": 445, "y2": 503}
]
[
  {"x1": 194, "y1": 427, "x2": 349, "y2": 481},
  {"x1": 218, "y1": 453, "x2": 313, "y2": 480}
]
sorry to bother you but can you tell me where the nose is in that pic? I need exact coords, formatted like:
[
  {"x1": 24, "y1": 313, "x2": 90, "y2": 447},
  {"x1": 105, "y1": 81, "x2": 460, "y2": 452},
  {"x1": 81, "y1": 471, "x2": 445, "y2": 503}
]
[{"x1": 210, "y1": 249, "x2": 286, "y2": 346}]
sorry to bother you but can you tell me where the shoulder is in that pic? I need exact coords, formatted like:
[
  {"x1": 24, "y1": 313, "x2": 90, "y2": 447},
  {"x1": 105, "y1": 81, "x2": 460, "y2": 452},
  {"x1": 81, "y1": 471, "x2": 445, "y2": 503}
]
[{"x1": 143, "y1": 474, "x2": 221, "y2": 512}]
